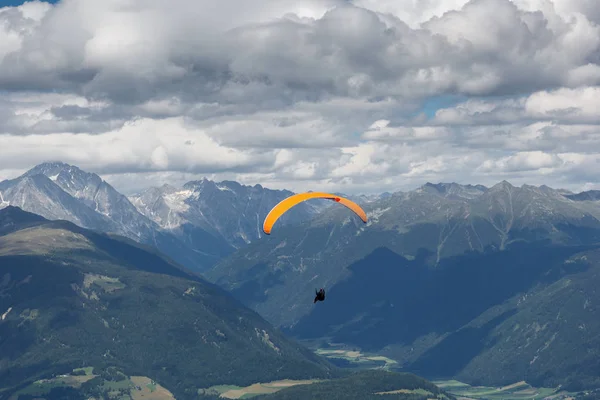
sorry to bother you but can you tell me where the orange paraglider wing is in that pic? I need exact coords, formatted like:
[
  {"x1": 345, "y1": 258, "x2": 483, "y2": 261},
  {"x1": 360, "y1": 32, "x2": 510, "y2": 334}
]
[{"x1": 262, "y1": 192, "x2": 368, "y2": 235}]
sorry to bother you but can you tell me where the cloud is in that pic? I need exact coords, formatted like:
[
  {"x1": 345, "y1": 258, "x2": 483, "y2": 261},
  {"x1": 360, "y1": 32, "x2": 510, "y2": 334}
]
[
  {"x1": 362, "y1": 120, "x2": 452, "y2": 142},
  {"x1": 2, "y1": 0, "x2": 599, "y2": 103},
  {"x1": 430, "y1": 87, "x2": 600, "y2": 125},
  {"x1": 0, "y1": 0, "x2": 599, "y2": 194},
  {"x1": 0, "y1": 117, "x2": 272, "y2": 173},
  {"x1": 478, "y1": 151, "x2": 565, "y2": 172},
  {"x1": 524, "y1": 87, "x2": 600, "y2": 121}
]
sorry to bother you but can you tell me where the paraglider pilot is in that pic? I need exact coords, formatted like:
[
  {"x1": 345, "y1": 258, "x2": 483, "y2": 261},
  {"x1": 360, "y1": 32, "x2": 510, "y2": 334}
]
[{"x1": 314, "y1": 288, "x2": 325, "y2": 303}]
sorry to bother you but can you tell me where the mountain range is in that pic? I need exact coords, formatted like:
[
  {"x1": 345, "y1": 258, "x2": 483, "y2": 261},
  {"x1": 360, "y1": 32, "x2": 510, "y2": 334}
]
[
  {"x1": 0, "y1": 162, "x2": 323, "y2": 273},
  {"x1": 205, "y1": 180, "x2": 600, "y2": 391},
  {"x1": 129, "y1": 178, "x2": 325, "y2": 250},
  {"x1": 5, "y1": 162, "x2": 600, "y2": 391},
  {"x1": 207, "y1": 181, "x2": 600, "y2": 326}
]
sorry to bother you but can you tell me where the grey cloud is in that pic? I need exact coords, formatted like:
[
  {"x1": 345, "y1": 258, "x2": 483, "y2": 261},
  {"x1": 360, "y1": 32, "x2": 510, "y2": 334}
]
[
  {"x1": 26, "y1": 118, "x2": 127, "y2": 135},
  {"x1": 50, "y1": 105, "x2": 92, "y2": 118},
  {"x1": 1, "y1": 0, "x2": 600, "y2": 195},
  {"x1": 49, "y1": 104, "x2": 134, "y2": 122},
  {"x1": 429, "y1": 86, "x2": 600, "y2": 127},
  {"x1": 0, "y1": 0, "x2": 598, "y2": 107}
]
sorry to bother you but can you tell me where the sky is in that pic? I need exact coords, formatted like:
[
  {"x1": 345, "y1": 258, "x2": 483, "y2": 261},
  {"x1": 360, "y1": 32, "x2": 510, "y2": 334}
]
[{"x1": 0, "y1": 0, "x2": 599, "y2": 195}]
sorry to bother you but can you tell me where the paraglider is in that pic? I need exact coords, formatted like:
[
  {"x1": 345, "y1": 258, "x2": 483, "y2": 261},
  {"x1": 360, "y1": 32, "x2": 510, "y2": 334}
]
[
  {"x1": 262, "y1": 192, "x2": 368, "y2": 235},
  {"x1": 314, "y1": 288, "x2": 325, "y2": 303},
  {"x1": 263, "y1": 192, "x2": 367, "y2": 304}
]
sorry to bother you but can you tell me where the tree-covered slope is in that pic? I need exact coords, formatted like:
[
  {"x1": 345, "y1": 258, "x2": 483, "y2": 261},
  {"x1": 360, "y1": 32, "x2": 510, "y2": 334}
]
[{"x1": 0, "y1": 206, "x2": 337, "y2": 400}]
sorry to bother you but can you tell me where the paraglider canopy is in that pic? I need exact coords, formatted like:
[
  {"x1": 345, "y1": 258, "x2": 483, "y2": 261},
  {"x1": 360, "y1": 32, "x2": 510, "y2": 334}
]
[{"x1": 262, "y1": 192, "x2": 368, "y2": 235}]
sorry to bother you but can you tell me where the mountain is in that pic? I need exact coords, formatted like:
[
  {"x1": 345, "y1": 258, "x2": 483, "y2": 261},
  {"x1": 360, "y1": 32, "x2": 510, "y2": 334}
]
[
  {"x1": 0, "y1": 204, "x2": 47, "y2": 235},
  {"x1": 0, "y1": 162, "x2": 228, "y2": 272},
  {"x1": 0, "y1": 206, "x2": 337, "y2": 400},
  {"x1": 0, "y1": 162, "x2": 385, "y2": 274},
  {"x1": 565, "y1": 190, "x2": 600, "y2": 202},
  {"x1": 22, "y1": 162, "x2": 158, "y2": 241},
  {"x1": 419, "y1": 182, "x2": 488, "y2": 200},
  {"x1": 288, "y1": 244, "x2": 600, "y2": 391},
  {"x1": 206, "y1": 181, "x2": 600, "y2": 327},
  {"x1": 204, "y1": 181, "x2": 600, "y2": 389},
  {"x1": 0, "y1": 173, "x2": 116, "y2": 232},
  {"x1": 129, "y1": 179, "x2": 328, "y2": 250}
]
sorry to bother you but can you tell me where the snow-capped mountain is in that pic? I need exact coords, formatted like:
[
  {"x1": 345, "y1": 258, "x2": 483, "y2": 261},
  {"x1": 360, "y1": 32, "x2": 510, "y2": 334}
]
[
  {"x1": 0, "y1": 172, "x2": 116, "y2": 232},
  {"x1": 129, "y1": 184, "x2": 191, "y2": 231},
  {"x1": 0, "y1": 162, "x2": 332, "y2": 272},
  {"x1": 129, "y1": 178, "x2": 327, "y2": 249},
  {"x1": 0, "y1": 163, "x2": 226, "y2": 272},
  {"x1": 23, "y1": 162, "x2": 159, "y2": 240}
]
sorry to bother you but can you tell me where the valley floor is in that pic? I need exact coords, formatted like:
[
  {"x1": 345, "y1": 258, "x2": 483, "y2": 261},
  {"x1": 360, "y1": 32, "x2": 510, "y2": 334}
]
[
  {"x1": 201, "y1": 346, "x2": 585, "y2": 400},
  {"x1": 434, "y1": 380, "x2": 575, "y2": 400},
  {"x1": 312, "y1": 346, "x2": 581, "y2": 400},
  {"x1": 4, "y1": 355, "x2": 593, "y2": 400},
  {"x1": 200, "y1": 380, "x2": 320, "y2": 399}
]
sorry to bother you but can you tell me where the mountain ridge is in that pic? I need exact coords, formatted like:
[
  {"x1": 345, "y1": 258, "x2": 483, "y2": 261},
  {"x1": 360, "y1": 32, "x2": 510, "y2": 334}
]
[
  {"x1": 3, "y1": 162, "x2": 599, "y2": 279},
  {"x1": 1, "y1": 162, "x2": 345, "y2": 273},
  {"x1": 206, "y1": 180, "x2": 600, "y2": 327},
  {"x1": 0, "y1": 206, "x2": 338, "y2": 400},
  {"x1": 128, "y1": 176, "x2": 330, "y2": 251}
]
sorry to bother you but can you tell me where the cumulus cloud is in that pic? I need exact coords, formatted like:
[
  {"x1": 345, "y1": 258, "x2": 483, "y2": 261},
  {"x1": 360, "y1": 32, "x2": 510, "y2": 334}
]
[
  {"x1": 2, "y1": 0, "x2": 599, "y2": 102},
  {"x1": 0, "y1": 117, "x2": 271, "y2": 173},
  {"x1": 478, "y1": 151, "x2": 565, "y2": 172},
  {"x1": 431, "y1": 87, "x2": 600, "y2": 125},
  {"x1": 0, "y1": 0, "x2": 599, "y2": 194}
]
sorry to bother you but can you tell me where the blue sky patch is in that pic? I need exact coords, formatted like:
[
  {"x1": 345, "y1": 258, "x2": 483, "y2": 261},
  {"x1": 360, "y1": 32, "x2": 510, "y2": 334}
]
[
  {"x1": 420, "y1": 95, "x2": 467, "y2": 118},
  {"x1": 2, "y1": 0, "x2": 58, "y2": 7}
]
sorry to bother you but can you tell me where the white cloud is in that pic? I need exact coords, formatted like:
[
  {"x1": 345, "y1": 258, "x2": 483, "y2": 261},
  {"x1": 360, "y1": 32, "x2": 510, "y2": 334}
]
[
  {"x1": 431, "y1": 87, "x2": 600, "y2": 125},
  {"x1": 0, "y1": 0, "x2": 599, "y2": 194},
  {"x1": 0, "y1": 117, "x2": 269, "y2": 173},
  {"x1": 362, "y1": 120, "x2": 452, "y2": 142},
  {"x1": 478, "y1": 151, "x2": 565, "y2": 172},
  {"x1": 524, "y1": 87, "x2": 600, "y2": 119}
]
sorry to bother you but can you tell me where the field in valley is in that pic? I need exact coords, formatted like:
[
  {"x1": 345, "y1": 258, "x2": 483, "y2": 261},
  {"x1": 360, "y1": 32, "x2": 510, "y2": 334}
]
[
  {"x1": 432, "y1": 380, "x2": 574, "y2": 400},
  {"x1": 310, "y1": 345, "x2": 578, "y2": 400},
  {"x1": 2, "y1": 358, "x2": 583, "y2": 400},
  {"x1": 200, "y1": 379, "x2": 320, "y2": 399},
  {"x1": 5, "y1": 367, "x2": 175, "y2": 400}
]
